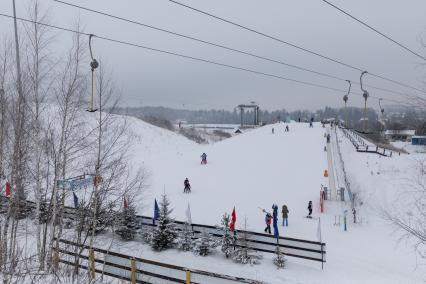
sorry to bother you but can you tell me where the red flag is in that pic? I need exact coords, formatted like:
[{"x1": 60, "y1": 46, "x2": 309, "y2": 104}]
[
  {"x1": 5, "y1": 182, "x2": 11, "y2": 197},
  {"x1": 230, "y1": 207, "x2": 236, "y2": 231},
  {"x1": 123, "y1": 196, "x2": 128, "y2": 209}
]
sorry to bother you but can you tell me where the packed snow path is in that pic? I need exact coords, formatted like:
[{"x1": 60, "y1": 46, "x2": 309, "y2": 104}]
[{"x1": 131, "y1": 121, "x2": 328, "y2": 239}]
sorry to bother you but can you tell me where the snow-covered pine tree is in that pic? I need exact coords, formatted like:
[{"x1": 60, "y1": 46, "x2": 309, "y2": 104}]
[
  {"x1": 176, "y1": 222, "x2": 194, "y2": 251},
  {"x1": 193, "y1": 231, "x2": 216, "y2": 256},
  {"x1": 232, "y1": 218, "x2": 262, "y2": 265},
  {"x1": 151, "y1": 194, "x2": 177, "y2": 251},
  {"x1": 115, "y1": 202, "x2": 140, "y2": 241},
  {"x1": 217, "y1": 212, "x2": 233, "y2": 258},
  {"x1": 273, "y1": 244, "x2": 286, "y2": 268}
]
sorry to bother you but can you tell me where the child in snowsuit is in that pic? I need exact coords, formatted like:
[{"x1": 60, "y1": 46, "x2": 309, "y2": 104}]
[
  {"x1": 184, "y1": 178, "x2": 191, "y2": 193},
  {"x1": 307, "y1": 201, "x2": 313, "y2": 218},
  {"x1": 282, "y1": 205, "x2": 289, "y2": 226},
  {"x1": 200, "y1": 153, "x2": 207, "y2": 165},
  {"x1": 264, "y1": 213, "x2": 272, "y2": 234}
]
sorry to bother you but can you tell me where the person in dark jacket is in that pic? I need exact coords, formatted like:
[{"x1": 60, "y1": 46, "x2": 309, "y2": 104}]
[
  {"x1": 184, "y1": 178, "x2": 191, "y2": 193},
  {"x1": 264, "y1": 213, "x2": 272, "y2": 234},
  {"x1": 282, "y1": 205, "x2": 289, "y2": 226},
  {"x1": 200, "y1": 153, "x2": 207, "y2": 165},
  {"x1": 307, "y1": 201, "x2": 313, "y2": 218}
]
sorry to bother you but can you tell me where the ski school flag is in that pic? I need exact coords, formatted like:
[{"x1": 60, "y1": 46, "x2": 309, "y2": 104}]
[
  {"x1": 5, "y1": 182, "x2": 11, "y2": 197},
  {"x1": 230, "y1": 207, "x2": 236, "y2": 231},
  {"x1": 185, "y1": 203, "x2": 192, "y2": 225},
  {"x1": 73, "y1": 192, "x2": 79, "y2": 208},
  {"x1": 153, "y1": 199, "x2": 160, "y2": 225},
  {"x1": 272, "y1": 204, "x2": 279, "y2": 238}
]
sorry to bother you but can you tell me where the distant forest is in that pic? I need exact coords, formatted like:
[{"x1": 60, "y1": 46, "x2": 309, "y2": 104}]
[{"x1": 111, "y1": 105, "x2": 426, "y2": 133}]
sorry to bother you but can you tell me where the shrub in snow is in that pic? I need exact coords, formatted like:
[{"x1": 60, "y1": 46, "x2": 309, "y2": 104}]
[
  {"x1": 217, "y1": 213, "x2": 234, "y2": 258},
  {"x1": 115, "y1": 203, "x2": 140, "y2": 241},
  {"x1": 232, "y1": 219, "x2": 262, "y2": 265},
  {"x1": 151, "y1": 194, "x2": 177, "y2": 251},
  {"x1": 193, "y1": 231, "x2": 216, "y2": 256},
  {"x1": 176, "y1": 222, "x2": 194, "y2": 251},
  {"x1": 273, "y1": 245, "x2": 286, "y2": 269}
]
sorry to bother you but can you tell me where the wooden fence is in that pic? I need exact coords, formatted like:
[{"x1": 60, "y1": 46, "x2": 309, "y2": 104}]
[
  {"x1": 56, "y1": 238, "x2": 263, "y2": 284},
  {"x1": 0, "y1": 196, "x2": 326, "y2": 263},
  {"x1": 340, "y1": 127, "x2": 392, "y2": 157}
]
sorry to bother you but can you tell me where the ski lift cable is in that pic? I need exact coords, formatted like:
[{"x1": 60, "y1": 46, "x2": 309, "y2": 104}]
[
  {"x1": 0, "y1": 13, "x2": 407, "y2": 106},
  {"x1": 51, "y1": 0, "x2": 414, "y2": 98},
  {"x1": 164, "y1": 0, "x2": 426, "y2": 94},
  {"x1": 319, "y1": 0, "x2": 425, "y2": 61}
]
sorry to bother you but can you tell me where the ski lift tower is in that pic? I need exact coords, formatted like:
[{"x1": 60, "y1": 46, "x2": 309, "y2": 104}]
[{"x1": 237, "y1": 102, "x2": 260, "y2": 128}]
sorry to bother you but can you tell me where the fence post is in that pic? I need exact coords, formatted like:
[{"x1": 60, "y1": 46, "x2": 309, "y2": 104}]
[
  {"x1": 130, "y1": 257, "x2": 136, "y2": 284},
  {"x1": 89, "y1": 248, "x2": 95, "y2": 280},
  {"x1": 186, "y1": 270, "x2": 191, "y2": 284}
]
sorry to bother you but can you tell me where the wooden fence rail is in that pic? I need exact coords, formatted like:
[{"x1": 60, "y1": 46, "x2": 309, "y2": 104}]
[{"x1": 56, "y1": 238, "x2": 263, "y2": 284}]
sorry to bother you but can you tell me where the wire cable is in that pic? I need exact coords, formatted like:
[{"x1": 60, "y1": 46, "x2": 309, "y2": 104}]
[
  {"x1": 51, "y1": 0, "x2": 414, "y2": 98},
  {"x1": 319, "y1": 0, "x2": 425, "y2": 61},
  {"x1": 0, "y1": 12, "x2": 407, "y2": 106},
  {"x1": 165, "y1": 0, "x2": 425, "y2": 94}
]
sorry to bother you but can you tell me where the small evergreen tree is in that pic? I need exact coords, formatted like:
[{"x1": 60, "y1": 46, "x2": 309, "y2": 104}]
[
  {"x1": 273, "y1": 245, "x2": 286, "y2": 268},
  {"x1": 232, "y1": 218, "x2": 262, "y2": 265},
  {"x1": 193, "y1": 231, "x2": 216, "y2": 256},
  {"x1": 217, "y1": 213, "x2": 233, "y2": 258},
  {"x1": 176, "y1": 222, "x2": 194, "y2": 251},
  {"x1": 115, "y1": 202, "x2": 140, "y2": 241},
  {"x1": 151, "y1": 194, "x2": 177, "y2": 251}
]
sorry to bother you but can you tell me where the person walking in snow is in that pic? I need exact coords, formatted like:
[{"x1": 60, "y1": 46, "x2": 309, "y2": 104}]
[
  {"x1": 309, "y1": 117, "x2": 314, "y2": 128},
  {"x1": 307, "y1": 201, "x2": 313, "y2": 218},
  {"x1": 200, "y1": 153, "x2": 207, "y2": 165},
  {"x1": 184, "y1": 178, "x2": 191, "y2": 193},
  {"x1": 285, "y1": 125, "x2": 289, "y2": 132},
  {"x1": 264, "y1": 212, "x2": 272, "y2": 234},
  {"x1": 282, "y1": 205, "x2": 289, "y2": 226},
  {"x1": 272, "y1": 128, "x2": 275, "y2": 134}
]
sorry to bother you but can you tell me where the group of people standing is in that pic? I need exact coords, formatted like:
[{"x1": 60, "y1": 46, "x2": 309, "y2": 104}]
[{"x1": 263, "y1": 204, "x2": 289, "y2": 234}]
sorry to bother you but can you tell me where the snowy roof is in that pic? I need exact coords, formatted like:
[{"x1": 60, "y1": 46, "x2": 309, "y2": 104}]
[{"x1": 384, "y1": 130, "x2": 415, "y2": 136}]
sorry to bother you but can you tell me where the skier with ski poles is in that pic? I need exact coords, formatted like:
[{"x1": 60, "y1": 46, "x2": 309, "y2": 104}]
[{"x1": 258, "y1": 207, "x2": 272, "y2": 234}]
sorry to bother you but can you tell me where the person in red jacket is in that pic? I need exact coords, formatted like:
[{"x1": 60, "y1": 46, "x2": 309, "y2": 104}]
[{"x1": 264, "y1": 213, "x2": 272, "y2": 234}]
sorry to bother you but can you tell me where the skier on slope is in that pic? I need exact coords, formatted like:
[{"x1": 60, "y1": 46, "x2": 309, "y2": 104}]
[
  {"x1": 307, "y1": 201, "x2": 313, "y2": 218},
  {"x1": 184, "y1": 178, "x2": 191, "y2": 193},
  {"x1": 200, "y1": 153, "x2": 207, "y2": 165},
  {"x1": 282, "y1": 204, "x2": 289, "y2": 226},
  {"x1": 285, "y1": 125, "x2": 289, "y2": 132},
  {"x1": 264, "y1": 212, "x2": 272, "y2": 234}
]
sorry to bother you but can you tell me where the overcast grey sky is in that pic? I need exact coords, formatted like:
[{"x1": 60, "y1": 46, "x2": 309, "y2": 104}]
[{"x1": 1, "y1": 0, "x2": 426, "y2": 110}]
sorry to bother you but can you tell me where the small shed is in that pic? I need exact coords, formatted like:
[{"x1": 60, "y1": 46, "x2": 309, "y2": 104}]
[{"x1": 412, "y1": 136, "x2": 426, "y2": 145}]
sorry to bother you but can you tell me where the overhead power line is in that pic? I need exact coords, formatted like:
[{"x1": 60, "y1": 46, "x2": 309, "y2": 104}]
[
  {"x1": 0, "y1": 13, "x2": 407, "y2": 106},
  {"x1": 52, "y1": 0, "x2": 413, "y2": 98},
  {"x1": 165, "y1": 0, "x2": 426, "y2": 94},
  {"x1": 319, "y1": 0, "x2": 425, "y2": 61}
]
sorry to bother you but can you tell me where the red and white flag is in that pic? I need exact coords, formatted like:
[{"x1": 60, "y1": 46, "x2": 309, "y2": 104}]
[
  {"x1": 230, "y1": 207, "x2": 236, "y2": 231},
  {"x1": 5, "y1": 182, "x2": 11, "y2": 197}
]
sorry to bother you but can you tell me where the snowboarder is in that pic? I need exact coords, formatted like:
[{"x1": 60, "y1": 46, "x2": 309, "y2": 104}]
[
  {"x1": 281, "y1": 205, "x2": 289, "y2": 226},
  {"x1": 200, "y1": 153, "x2": 207, "y2": 165},
  {"x1": 285, "y1": 125, "x2": 289, "y2": 132},
  {"x1": 264, "y1": 212, "x2": 272, "y2": 234},
  {"x1": 184, "y1": 178, "x2": 191, "y2": 193},
  {"x1": 307, "y1": 201, "x2": 313, "y2": 218}
]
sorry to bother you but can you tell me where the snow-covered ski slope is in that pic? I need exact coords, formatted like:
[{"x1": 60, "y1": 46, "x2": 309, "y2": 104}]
[{"x1": 130, "y1": 120, "x2": 328, "y2": 239}]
